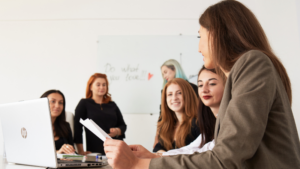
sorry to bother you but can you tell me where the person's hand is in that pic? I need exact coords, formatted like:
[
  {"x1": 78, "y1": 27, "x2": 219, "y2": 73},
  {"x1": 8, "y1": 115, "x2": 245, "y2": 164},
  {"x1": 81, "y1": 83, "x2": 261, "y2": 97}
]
[
  {"x1": 57, "y1": 144, "x2": 76, "y2": 154},
  {"x1": 77, "y1": 150, "x2": 92, "y2": 155},
  {"x1": 129, "y1": 145, "x2": 157, "y2": 159},
  {"x1": 104, "y1": 138, "x2": 139, "y2": 169},
  {"x1": 108, "y1": 128, "x2": 120, "y2": 137}
]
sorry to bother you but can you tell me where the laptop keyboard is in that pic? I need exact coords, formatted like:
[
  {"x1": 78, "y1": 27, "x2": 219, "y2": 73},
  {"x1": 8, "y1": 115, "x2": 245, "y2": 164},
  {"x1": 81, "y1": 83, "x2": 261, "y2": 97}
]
[
  {"x1": 58, "y1": 159, "x2": 103, "y2": 164},
  {"x1": 57, "y1": 159, "x2": 106, "y2": 167}
]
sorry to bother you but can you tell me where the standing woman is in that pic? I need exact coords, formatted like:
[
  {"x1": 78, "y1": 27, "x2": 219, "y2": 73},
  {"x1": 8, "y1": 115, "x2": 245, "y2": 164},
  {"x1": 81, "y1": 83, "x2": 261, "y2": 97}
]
[
  {"x1": 161, "y1": 59, "x2": 198, "y2": 95},
  {"x1": 74, "y1": 73, "x2": 127, "y2": 155},
  {"x1": 104, "y1": 1, "x2": 300, "y2": 168},
  {"x1": 41, "y1": 90, "x2": 76, "y2": 154}
]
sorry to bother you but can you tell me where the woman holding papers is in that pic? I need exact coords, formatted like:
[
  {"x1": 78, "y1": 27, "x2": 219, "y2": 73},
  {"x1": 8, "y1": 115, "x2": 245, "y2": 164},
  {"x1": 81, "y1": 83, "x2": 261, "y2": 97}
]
[
  {"x1": 104, "y1": 1, "x2": 300, "y2": 168},
  {"x1": 41, "y1": 90, "x2": 75, "y2": 154},
  {"x1": 74, "y1": 73, "x2": 127, "y2": 155},
  {"x1": 153, "y1": 78, "x2": 200, "y2": 153}
]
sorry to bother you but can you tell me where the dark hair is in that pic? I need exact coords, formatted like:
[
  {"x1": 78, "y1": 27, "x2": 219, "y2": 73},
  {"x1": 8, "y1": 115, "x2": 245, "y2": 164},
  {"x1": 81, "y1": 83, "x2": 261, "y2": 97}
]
[
  {"x1": 197, "y1": 66, "x2": 225, "y2": 148},
  {"x1": 41, "y1": 90, "x2": 69, "y2": 138},
  {"x1": 86, "y1": 73, "x2": 111, "y2": 103},
  {"x1": 199, "y1": 0, "x2": 292, "y2": 104}
]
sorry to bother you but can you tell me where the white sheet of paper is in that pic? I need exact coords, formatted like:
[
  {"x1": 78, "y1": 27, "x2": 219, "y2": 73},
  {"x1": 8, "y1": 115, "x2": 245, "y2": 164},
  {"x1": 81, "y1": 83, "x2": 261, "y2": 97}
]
[{"x1": 80, "y1": 118, "x2": 112, "y2": 141}]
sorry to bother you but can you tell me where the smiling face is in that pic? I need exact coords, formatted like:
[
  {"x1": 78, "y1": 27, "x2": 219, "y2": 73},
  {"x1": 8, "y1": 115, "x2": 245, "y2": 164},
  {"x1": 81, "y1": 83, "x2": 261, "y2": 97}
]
[
  {"x1": 166, "y1": 83, "x2": 185, "y2": 114},
  {"x1": 198, "y1": 70, "x2": 224, "y2": 108},
  {"x1": 161, "y1": 65, "x2": 176, "y2": 82},
  {"x1": 48, "y1": 93, "x2": 64, "y2": 119},
  {"x1": 90, "y1": 78, "x2": 107, "y2": 97},
  {"x1": 198, "y1": 26, "x2": 215, "y2": 69}
]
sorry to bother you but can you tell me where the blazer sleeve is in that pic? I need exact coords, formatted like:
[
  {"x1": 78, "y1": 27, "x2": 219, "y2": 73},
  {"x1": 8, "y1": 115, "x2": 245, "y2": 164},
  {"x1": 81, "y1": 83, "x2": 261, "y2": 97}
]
[
  {"x1": 150, "y1": 51, "x2": 277, "y2": 168},
  {"x1": 73, "y1": 99, "x2": 87, "y2": 144},
  {"x1": 114, "y1": 102, "x2": 127, "y2": 139}
]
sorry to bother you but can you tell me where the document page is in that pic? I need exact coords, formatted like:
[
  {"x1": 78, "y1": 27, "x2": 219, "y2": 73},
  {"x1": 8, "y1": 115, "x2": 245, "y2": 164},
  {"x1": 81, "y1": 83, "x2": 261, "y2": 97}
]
[{"x1": 80, "y1": 118, "x2": 112, "y2": 141}]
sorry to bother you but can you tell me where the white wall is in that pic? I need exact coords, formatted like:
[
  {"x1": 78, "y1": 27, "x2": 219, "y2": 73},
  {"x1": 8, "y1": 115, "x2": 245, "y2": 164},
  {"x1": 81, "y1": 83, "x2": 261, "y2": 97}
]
[{"x1": 0, "y1": 0, "x2": 300, "y2": 155}]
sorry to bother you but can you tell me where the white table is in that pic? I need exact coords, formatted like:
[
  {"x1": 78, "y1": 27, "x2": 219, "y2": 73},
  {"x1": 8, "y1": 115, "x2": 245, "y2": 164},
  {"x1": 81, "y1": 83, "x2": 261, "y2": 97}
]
[{"x1": 0, "y1": 156, "x2": 112, "y2": 169}]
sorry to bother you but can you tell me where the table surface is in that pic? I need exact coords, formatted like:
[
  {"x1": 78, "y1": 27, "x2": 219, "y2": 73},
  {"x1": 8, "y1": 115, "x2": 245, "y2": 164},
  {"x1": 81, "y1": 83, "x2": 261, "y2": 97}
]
[{"x1": 0, "y1": 156, "x2": 113, "y2": 169}]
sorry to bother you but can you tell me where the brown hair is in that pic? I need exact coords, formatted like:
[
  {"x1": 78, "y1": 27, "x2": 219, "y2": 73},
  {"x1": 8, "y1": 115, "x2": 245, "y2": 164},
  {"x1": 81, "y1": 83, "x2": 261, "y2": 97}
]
[
  {"x1": 199, "y1": 0, "x2": 292, "y2": 104},
  {"x1": 86, "y1": 73, "x2": 111, "y2": 103},
  {"x1": 157, "y1": 78, "x2": 198, "y2": 150}
]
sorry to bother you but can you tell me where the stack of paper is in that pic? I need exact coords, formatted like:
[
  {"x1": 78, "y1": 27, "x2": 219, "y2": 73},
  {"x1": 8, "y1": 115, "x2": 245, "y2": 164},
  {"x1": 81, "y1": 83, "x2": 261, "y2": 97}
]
[{"x1": 80, "y1": 118, "x2": 112, "y2": 141}]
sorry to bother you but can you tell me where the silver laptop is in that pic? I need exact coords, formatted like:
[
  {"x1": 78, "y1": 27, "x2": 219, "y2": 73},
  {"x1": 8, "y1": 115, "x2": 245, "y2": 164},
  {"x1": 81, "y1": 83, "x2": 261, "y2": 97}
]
[{"x1": 0, "y1": 98, "x2": 106, "y2": 168}]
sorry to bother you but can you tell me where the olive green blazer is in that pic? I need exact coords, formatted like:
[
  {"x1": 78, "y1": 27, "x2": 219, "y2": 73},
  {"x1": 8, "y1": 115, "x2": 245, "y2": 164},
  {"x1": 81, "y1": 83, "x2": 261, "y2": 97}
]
[{"x1": 150, "y1": 50, "x2": 300, "y2": 169}]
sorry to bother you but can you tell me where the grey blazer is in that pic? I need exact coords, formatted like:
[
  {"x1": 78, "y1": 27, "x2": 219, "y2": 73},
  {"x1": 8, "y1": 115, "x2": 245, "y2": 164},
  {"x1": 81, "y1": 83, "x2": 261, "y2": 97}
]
[{"x1": 150, "y1": 50, "x2": 300, "y2": 169}]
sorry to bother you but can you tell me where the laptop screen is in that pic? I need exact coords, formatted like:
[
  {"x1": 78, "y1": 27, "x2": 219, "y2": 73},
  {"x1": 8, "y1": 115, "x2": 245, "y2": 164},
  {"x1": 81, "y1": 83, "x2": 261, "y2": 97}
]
[{"x1": 0, "y1": 98, "x2": 57, "y2": 168}]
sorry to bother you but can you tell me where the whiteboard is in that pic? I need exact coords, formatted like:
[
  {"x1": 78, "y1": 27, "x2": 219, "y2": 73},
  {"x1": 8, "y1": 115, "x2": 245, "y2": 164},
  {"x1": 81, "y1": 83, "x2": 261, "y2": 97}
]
[{"x1": 98, "y1": 36, "x2": 203, "y2": 114}]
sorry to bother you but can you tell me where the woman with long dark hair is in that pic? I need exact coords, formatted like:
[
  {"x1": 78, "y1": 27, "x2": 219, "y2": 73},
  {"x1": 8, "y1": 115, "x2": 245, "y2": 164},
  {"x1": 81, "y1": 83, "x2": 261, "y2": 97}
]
[
  {"x1": 153, "y1": 78, "x2": 200, "y2": 153},
  {"x1": 74, "y1": 73, "x2": 127, "y2": 155},
  {"x1": 103, "y1": 1, "x2": 300, "y2": 168},
  {"x1": 41, "y1": 90, "x2": 75, "y2": 154}
]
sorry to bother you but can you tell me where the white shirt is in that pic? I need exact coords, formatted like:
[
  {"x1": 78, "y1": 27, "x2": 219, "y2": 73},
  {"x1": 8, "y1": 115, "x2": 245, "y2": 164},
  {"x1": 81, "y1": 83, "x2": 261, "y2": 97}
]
[{"x1": 162, "y1": 134, "x2": 215, "y2": 156}]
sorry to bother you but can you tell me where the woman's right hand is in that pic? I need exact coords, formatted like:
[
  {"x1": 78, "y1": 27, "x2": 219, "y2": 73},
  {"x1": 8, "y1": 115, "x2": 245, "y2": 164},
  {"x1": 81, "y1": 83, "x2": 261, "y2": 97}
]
[
  {"x1": 129, "y1": 145, "x2": 157, "y2": 159},
  {"x1": 57, "y1": 144, "x2": 76, "y2": 154}
]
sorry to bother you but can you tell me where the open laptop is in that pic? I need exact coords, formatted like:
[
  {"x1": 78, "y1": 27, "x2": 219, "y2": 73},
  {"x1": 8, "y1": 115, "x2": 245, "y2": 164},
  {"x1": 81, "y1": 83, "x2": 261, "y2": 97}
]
[{"x1": 0, "y1": 98, "x2": 107, "y2": 168}]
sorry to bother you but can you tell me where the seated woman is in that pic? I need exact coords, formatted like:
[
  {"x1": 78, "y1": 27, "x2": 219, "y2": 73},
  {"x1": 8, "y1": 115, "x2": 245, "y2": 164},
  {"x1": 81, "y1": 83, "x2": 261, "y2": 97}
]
[
  {"x1": 104, "y1": 1, "x2": 300, "y2": 168},
  {"x1": 153, "y1": 78, "x2": 200, "y2": 153},
  {"x1": 74, "y1": 73, "x2": 127, "y2": 155},
  {"x1": 162, "y1": 66, "x2": 225, "y2": 156},
  {"x1": 130, "y1": 66, "x2": 225, "y2": 158},
  {"x1": 41, "y1": 90, "x2": 75, "y2": 154},
  {"x1": 154, "y1": 59, "x2": 199, "y2": 147}
]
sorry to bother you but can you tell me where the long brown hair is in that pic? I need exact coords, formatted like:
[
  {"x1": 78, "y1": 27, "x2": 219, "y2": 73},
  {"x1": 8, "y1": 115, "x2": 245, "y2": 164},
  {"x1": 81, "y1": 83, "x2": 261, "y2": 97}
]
[
  {"x1": 41, "y1": 90, "x2": 69, "y2": 138},
  {"x1": 199, "y1": 0, "x2": 292, "y2": 104},
  {"x1": 86, "y1": 73, "x2": 111, "y2": 103},
  {"x1": 197, "y1": 66, "x2": 225, "y2": 147},
  {"x1": 157, "y1": 78, "x2": 198, "y2": 150}
]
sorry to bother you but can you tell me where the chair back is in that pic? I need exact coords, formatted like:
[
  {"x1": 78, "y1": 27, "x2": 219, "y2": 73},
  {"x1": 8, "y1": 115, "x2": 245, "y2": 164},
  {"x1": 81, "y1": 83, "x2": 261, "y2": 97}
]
[{"x1": 65, "y1": 111, "x2": 74, "y2": 137}]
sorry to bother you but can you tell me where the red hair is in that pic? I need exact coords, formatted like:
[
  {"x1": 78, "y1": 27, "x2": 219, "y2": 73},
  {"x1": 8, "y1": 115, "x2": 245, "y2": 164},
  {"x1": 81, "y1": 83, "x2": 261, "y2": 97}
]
[
  {"x1": 86, "y1": 73, "x2": 111, "y2": 103},
  {"x1": 158, "y1": 78, "x2": 198, "y2": 150}
]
